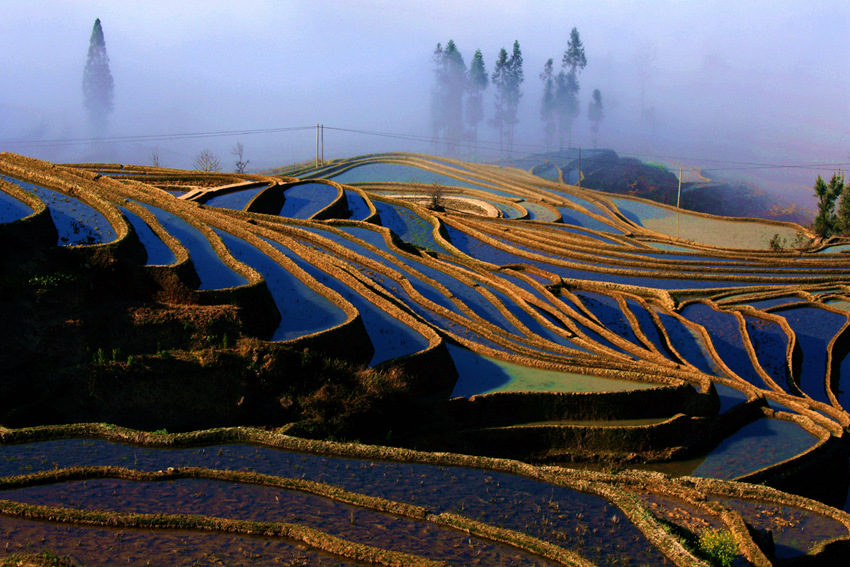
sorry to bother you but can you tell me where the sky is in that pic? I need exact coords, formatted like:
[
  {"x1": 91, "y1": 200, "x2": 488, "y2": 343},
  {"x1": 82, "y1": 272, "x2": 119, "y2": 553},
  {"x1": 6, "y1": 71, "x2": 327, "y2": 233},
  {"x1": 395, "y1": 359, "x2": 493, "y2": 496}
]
[{"x1": 2, "y1": 0, "x2": 848, "y2": 206}]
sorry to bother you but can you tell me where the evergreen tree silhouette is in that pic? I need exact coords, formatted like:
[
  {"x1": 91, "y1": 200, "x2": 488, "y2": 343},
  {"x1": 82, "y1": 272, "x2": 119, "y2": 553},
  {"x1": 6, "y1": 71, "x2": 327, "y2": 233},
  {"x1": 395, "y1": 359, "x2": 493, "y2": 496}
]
[{"x1": 82, "y1": 18, "x2": 114, "y2": 133}]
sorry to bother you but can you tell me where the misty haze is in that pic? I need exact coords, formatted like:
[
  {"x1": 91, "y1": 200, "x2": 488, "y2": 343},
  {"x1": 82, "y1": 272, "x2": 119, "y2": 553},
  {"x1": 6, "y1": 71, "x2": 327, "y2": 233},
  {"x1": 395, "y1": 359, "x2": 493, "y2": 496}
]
[
  {"x1": 2, "y1": 1, "x2": 848, "y2": 212},
  {"x1": 4, "y1": 3, "x2": 850, "y2": 566}
]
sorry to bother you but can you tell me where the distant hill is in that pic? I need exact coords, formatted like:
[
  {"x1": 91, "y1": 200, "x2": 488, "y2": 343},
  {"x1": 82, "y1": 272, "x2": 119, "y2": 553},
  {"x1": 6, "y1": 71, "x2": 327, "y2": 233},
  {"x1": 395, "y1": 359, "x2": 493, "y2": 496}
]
[{"x1": 513, "y1": 149, "x2": 813, "y2": 226}]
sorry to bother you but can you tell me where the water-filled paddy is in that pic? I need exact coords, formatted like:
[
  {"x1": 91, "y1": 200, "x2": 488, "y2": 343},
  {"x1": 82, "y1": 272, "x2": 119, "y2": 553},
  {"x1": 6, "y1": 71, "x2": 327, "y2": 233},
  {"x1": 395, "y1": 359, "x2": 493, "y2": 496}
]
[
  {"x1": 0, "y1": 516, "x2": 363, "y2": 567},
  {"x1": 718, "y1": 497, "x2": 849, "y2": 559},
  {"x1": 278, "y1": 182, "x2": 338, "y2": 219},
  {"x1": 0, "y1": 189, "x2": 32, "y2": 223},
  {"x1": 690, "y1": 418, "x2": 818, "y2": 479},
  {"x1": 743, "y1": 296, "x2": 806, "y2": 310},
  {"x1": 680, "y1": 303, "x2": 768, "y2": 389},
  {"x1": 779, "y1": 306, "x2": 848, "y2": 404},
  {"x1": 217, "y1": 231, "x2": 348, "y2": 341},
  {"x1": 140, "y1": 203, "x2": 248, "y2": 290},
  {"x1": 118, "y1": 206, "x2": 176, "y2": 265},
  {"x1": 2, "y1": 477, "x2": 560, "y2": 567},
  {"x1": 653, "y1": 310, "x2": 722, "y2": 375},
  {"x1": 448, "y1": 343, "x2": 659, "y2": 397},
  {"x1": 0, "y1": 439, "x2": 667, "y2": 566},
  {"x1": 373, "y1": 200, "x2": 450, "y2": 253},
  {"x1": 2, "y1": 175, "x2": 116, "y2": 245},
  {"x1": 265, "y1": 237, "x2": 430, "y2": 365},
  {"x1": 610, "y1": 196, "x2": 799, "y2": 249},
  {"x1": 328, "y1": 162, "x2": 492, "y2": 191},
  {"x1": 557, "y1": 207, "x2": 623, "y2": 233},
  {"x1": 202, "y1": 184, "x2": 269, "y2": 211},
  {"x1": 744, "y1": 315, "x2": 791, "y2": 392},
  {"x1": 574, "y1": 292, "x2": 644, "y2": 351},
  {"x1": 817, "y1": 244, "x2": 850, "y2": 254},
  {"x1": 521, "y1": 201, "x2": 560, "y2": 222},
  {"x1": 344, "y1": 189, "x2": 372, "y2": 220},
  {"x1": 623, "y1": 298, "x2": 674, "y2": 359},
  {"x1": 445, "y1": 224, "x2": 763, "y2": 290}
]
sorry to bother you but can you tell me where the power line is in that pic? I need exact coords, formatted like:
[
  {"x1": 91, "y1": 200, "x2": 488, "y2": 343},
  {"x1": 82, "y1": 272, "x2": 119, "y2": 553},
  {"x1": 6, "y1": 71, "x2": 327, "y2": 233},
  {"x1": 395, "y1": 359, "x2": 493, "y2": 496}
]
[
  {"x1": 4, "y1": 122, "x2": 848, "y2": 174},
  {"x1": 1, "y1": 126, "x2": 314, "y2": 148}
]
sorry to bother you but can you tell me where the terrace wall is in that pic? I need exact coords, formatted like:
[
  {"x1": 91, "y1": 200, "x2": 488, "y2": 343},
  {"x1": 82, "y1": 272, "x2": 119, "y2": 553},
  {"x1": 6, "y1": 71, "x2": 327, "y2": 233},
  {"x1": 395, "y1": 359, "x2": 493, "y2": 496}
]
[
  {"x1": 449, "y1": 382, "x2": 716, "y2": 425},
  {"x1": 448, "y1": 395, "x2": 768, "y2": 463},
  {"x1": 245, "y1": 181, "x2": 286, "y2": 215},
  {"x1": 277, "y1": 313, "x2": 375, "y2": 367},
  {"x1": 0, "y1": 189, "x2": 57, "y2": 251},
  {"x1": 194, "y1": 278, "x2": 282, "y2": 339},
  {"x1": 375, "y1": 338, "x2": 458, "y2": 399}
]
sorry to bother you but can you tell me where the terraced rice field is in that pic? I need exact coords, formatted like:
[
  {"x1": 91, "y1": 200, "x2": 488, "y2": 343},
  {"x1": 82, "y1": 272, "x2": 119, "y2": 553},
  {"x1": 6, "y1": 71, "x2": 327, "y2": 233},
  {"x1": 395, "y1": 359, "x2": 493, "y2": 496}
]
[{"x1": 3, "y1": 151, "x2": 850, "y2": 565}]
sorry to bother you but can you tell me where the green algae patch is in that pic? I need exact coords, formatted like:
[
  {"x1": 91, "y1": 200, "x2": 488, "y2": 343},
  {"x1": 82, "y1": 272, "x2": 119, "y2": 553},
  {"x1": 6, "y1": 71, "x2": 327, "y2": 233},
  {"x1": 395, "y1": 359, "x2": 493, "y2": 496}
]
[{"x1": 449, "y1": 344, "x2": 660, "y2": 396}]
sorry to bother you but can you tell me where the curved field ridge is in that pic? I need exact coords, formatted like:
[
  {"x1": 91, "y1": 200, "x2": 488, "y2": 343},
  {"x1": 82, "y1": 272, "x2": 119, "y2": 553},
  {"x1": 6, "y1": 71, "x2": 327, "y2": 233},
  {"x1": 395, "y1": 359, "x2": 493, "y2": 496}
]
[
  {"x1": 1, "y1": 425, "x2": 850, "y2": 567},
  {"x1": 0, "y1": 187, "x2": 33, "y2": 223},
  {"x1": 5, "y1": 151, "x2": 850, "y2": 564},
  {"x1": 2, "y1": 174, "x2": 117, "y2": 245}
]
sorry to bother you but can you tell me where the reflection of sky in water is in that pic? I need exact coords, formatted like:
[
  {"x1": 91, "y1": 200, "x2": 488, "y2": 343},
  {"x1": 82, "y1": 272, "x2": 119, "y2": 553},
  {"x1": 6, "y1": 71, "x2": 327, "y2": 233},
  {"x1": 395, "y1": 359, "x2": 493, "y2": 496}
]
[
  {"x1": 203, "y1": 185, "x2": 268, "y2": 211},
  {"x1": 266, "y1": 237, "x2": 428, "y2": 365},
  {"x1": 0, "y1": 438, "x2": 667, "y2": 565},
  {"x1": 344, "y1": 189, "x2": 372, "y2": 220},
  {"x1": 681, "y1": 303, "x2": 768, "y2": 389},
  {"x1": 2, "y1": 175, "x2": 116, "y2": 245},
  {"x1": 373, "y1": 200, "x2": 450, "y2": 253},
  {"x1": 279, "y1": 183, "x2": 337, "y2": 219},
  {"x1": 780, "y1": 306, "x2": 848, "y2": 405},
  {"x1": 118, "y1": 206, "x2": 176, "y2": 265},
  {"x1": 140, "y1": 203, "x2": 247, "y2": 289},
  {"x1": 0, "y1": 189, "x2": 32, "y2": 223},
  {"x1": 217, "y1": 231, "x2": 347, "y2": 341},
  {"x1": 691, "y1": 418, "x2": 817, "y2": 479}
]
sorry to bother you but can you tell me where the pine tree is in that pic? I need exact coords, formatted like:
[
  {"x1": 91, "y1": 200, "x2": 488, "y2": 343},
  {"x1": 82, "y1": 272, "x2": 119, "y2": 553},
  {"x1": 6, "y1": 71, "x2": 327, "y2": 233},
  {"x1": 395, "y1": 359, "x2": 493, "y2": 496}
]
[
  {"x1": 836, "y1": 174, "x2": 850, "y2": 234},
  {"x1": 554, "y1": 70, "x2": 579, "y2": 150},
  {"x1": 466, "y1": 49, "x2": 488, "y2": 156},
  {"x1": 587, "y1": 89, "x2": 604, "y2": 148},
  {"x1": 431, "y1": 40, "x2": 467, "y2": 155},
  {"x1": 540, "y1": 58, "x2": 555, "y2": 152},
  {"x1": 556, "y1": 27, "x2": 586, "y2": 150},
  {"x1": 490, "y1": 48, "x2": 509, "y2": 155},
  {"x1": 82, "y1": 18, "x2": 114, "y2": 133},
  {"x1": 813, "y1": 173, "x2": 845, "y2": 237},
  {"x1": 504, "y1": 40, "x2": 524, "y2": 154},
  {"x1": 491, "y1": 41, "x2": 523, "y2": 156},
  {"x1": 540, "y1": 59, "x2": 556, "y2": 151}
]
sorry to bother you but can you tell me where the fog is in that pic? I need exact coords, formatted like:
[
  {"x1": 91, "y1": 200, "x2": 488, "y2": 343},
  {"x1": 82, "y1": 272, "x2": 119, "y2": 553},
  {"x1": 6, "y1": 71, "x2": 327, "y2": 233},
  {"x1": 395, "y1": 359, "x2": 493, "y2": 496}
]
[{"x1": 2, "y1": 0, "x2": 848, "y2": 207}]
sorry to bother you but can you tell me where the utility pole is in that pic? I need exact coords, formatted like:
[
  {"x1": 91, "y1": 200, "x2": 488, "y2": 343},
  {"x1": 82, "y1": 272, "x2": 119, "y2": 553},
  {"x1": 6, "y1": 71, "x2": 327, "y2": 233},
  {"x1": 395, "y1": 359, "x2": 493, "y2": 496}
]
[
  {"x1": 677, "y1": 167, "x2": 682, "y2": 239},
  {"x1": 315, "y1": 123, "x2": 319, "y2": 169},
  {"x1": 577, "y1": 147, "x2": 582, "y2": 189},
  {"x1": 321, "y1": 124, "x2": 324, "y2": 163}
]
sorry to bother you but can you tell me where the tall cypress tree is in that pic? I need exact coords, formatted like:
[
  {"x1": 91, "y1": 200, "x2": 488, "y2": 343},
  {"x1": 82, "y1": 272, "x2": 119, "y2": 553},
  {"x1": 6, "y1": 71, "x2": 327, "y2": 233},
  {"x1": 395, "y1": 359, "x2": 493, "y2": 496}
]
[{"x1": 83, "y1": 18, "x2": 114, "y2": 133}]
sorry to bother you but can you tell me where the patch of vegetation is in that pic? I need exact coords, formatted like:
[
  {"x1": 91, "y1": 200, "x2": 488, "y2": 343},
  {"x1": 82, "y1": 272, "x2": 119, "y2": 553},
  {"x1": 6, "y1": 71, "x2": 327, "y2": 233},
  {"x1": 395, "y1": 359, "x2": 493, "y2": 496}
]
[
  {"x1": 698, "y1": 528, "x2": 738, "y2": 567},
  {"x1": 27, "y1": 271, "x2": 78, "y2": 289},
  {"x1": 1, "y1": 551, "x2": 79, "y2": 567},
  {"x1": 768, "y1": 231, "x2": 809, "y2": 250}
]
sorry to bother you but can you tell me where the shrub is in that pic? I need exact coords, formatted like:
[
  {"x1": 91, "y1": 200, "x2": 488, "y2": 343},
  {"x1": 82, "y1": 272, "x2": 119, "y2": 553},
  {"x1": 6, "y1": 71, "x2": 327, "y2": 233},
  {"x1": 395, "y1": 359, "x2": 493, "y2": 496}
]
[
  {"x1": 427, "y1": 182, "x2": 446, "y2": 211},
  {"x1": 193, "y1": 148, "x2": 221, "y2": 173},
  {"x1": 698, "y1": 528, "x2": 737, "y2": 567}
]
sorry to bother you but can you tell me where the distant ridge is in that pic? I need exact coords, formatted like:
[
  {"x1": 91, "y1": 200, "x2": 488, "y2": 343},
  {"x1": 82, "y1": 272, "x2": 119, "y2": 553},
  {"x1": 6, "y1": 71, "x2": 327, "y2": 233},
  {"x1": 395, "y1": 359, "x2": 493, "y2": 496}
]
[{"x1": 513, "y1": 149, "x2": 813, "y2": 226}]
